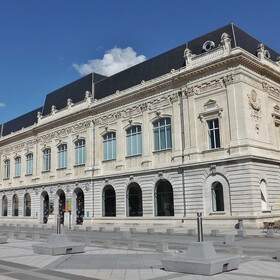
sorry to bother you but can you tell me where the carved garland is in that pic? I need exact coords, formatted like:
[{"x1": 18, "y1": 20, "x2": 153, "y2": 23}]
[
  {"x1": 0, "y1": 120, "x2": 92, "y2": 155},
  {"x1": 94, "y1": 92, "x2": 179, "y2": 125}
]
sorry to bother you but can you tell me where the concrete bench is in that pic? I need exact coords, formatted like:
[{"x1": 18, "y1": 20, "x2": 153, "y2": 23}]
[
  {"x1": 166, "y1": 228, "x2": 174, "y2": 234},
  {"x1": 99, "y1": 227, "x2": 105, "y2": 232},
  {"x1": 266, "y1": 230, "x2": 275, "y2": 238},
  {"x1": 32, "y1": 234, "x2": 85, "y2": 256},
  {"x1": 157, "y1": 242, "x2": 168, "y2": 252},
  {"x1": 0, "y1": 236, "x2": 7, "y2": 244},
  {"x1": 147, "y1": 228, "x2": 154, "y2": 234},
  {"x1": 224, "y1": 235, "x2": 235, "y2": 245}
]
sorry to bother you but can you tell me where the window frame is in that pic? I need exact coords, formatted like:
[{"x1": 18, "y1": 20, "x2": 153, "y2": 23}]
[
  {"x1": 14, "y1": 156, "x2": 21, "y2": 177},
  {"x1": 57, "y1": 144, "x2": 67, "y2": 169},
  {"x1": 207, "y1": 118, "x2": 221, "y2": 149},
  {"x1": 26, "y1": 153, "x2": 33, "y2": 175},
  {"x1": 74, "y1": 139, "x2": 85, "y2": 166},
  {"x1": 153, "y1": 117, "x2": 172, "y2": 151},
  {"x1": 42, "y1": 148, "x2": 51, "y2": 172},
  {"x1": 4, "y1": 159, "x2": 10, "y2": 179},
  {"x1": 126, "y1": 125, "x2": 142, "y2": 157},
  {"x1": 102, "y1": 132, "x2": 116, "y2": 161}
]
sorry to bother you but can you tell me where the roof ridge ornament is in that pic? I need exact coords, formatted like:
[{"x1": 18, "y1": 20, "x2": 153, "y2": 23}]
[
  {"x1": 184, "y1": 47, "x2": 195, "y2": 67},
  {"x1": 220, "y1": 32, "x2": 231, "y2": 53},
  {"x1": 257, "y1": 43, "x2": 270, "y2": 60}
]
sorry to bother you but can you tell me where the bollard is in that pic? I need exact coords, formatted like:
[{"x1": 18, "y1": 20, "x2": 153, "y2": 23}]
[
  {"x1": 56, "y1": 214, "x2": 61, "y2": 234},
  {"x1": 197, "y1": 212, "x2": 203, "y2": 242},
  {"x1": 238, "y1": 219, "x2": 243, "y2": 231}
]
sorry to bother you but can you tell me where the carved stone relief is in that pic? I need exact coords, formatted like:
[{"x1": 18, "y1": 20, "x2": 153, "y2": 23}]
[{"x1": 248, "y1": 90, "x2": 261, "y2": 121}]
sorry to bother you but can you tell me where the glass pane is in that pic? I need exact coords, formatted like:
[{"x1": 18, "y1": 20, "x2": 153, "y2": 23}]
[
  {"x1": 166, "y1": 125, "x2": 172, "y2": 148},
  {"x1": 127, "y1": 135, "x2": 131, "y2": 156},
  {"x1": 154, "y1": 129, "x2": 159, "y2": 150},
  {"x1": 160, "y1": 127, "x2": 166, "y2": 149}
]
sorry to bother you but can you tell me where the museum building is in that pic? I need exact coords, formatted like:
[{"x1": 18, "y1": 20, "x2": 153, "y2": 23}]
[{"x1": 1, "y1": 23, "x2": 280, "y2": 228}]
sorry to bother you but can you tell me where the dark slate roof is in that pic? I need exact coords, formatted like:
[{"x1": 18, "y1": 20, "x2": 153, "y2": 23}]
[
  {"x1": 1, "y1": 107, "x2": 42, "y2": 137},
  {"x1": 42, "y1": 73, "x2": 106, "y2": 116},
  {"x1": 186, "y1": 23, "x2": 279, "y2": 60},
  {"x1": 94, "y1": 23, "x2": 280, "y2": 100},
  {"x1": 1, "y1": 23, "x2": 279, "y2": 137},
  {"x1": 94, "y1": 44, "x2": 186, "y2": 100}
]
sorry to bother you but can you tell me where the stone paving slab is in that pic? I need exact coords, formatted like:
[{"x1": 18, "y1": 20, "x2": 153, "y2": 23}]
[{"x1": 0, "y1": 239, "x2": 279, "y2": 279}]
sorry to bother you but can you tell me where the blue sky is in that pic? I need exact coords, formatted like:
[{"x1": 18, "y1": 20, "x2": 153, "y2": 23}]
[{"x1": 0, "y1": 0, "x2": 280, "y2": 124}]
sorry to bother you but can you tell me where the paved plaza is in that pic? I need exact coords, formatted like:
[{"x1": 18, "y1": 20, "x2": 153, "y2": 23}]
[{"x1": 0, "y1": 226, "x2": 279, "y2": 280}]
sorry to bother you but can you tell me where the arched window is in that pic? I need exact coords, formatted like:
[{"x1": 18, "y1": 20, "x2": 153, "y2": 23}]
[
  {"x1": 102, "y1": 185, "x2": 116, "y2": 217},
  {"x1": 153, "y1": 118, "x2": 172, "y2": 151},
  {"x1": 260, "y1": 180, "x2": 269, "y2": 211},
  {"x1": 211, "y1": 182, "x2": 224, "y2": 211},
  {"x1": 127, "y1": 183, "x2": 142, "y2": 216},
  {"x1": 43, "y1": 148, "x2": 51, "y2": 171},
  {"x1": 2, "y1": 196, "x2": 8, "y2": 216},
  {"x1": 12, "y1": 194, "x2": 19, "y2": 216},
  {"x1": 14, "y1": 156, "x2": 21, "y2": 177},
  {"x1": 75, "y1": 139, "x2": 85, "y2": 165},
  {"x1": 24, "y1": 193, "x2": 31, "y2": 216},
  {"x1": 4, "y1": 159, "x2": 10, "y2": 179},
  {"x1": 103, "y1": 132, "x2": 116, "y2": 160},
  {"x1": 57, "y1": 144, "x2": 67, "y2": 169},
  {"x1": 155, "y1": 180, "x2": 174, "y2": 216},
  {"x1": 26, "y1": 153, "x2": 33, "y2": 175},
  {"x1": 126, "y1": 126, "x2": 142, "y2": 156}
]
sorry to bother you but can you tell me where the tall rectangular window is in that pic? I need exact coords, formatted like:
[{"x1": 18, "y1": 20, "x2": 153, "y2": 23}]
[
  {"x1": 14, "y1": 157, "x2": 21, "y2": 177},
  {"x1": 43, "y1": 148, "x2": 51, "y2": 171},
  {"x1": 4, "y1": 159, "x2": 10, "y2": 179},
  {"x1": 153, "y1": 118, "x2": 172, "y2": 151},
  {"x1": 208, "y1": 119, "x2": 220, "y2": 149},
  {"x1": 126, "y1": 126, "x2": 142, "y2": 156},
  {"x1": 26, "y1": 153, "x2": 33, "y2": 175},
  {"x1": 75, "y1": 139, "x2": 85, "y2": 165},
  {"x1": 103, "y1": 132, "x2": 116, "y2": 160},
  {"x1": 58, "y1": 144, "x2": 67, "y2": 169}
]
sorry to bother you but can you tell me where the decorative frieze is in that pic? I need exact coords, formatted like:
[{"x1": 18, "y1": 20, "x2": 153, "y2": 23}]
[
  {"x1": 38, "y1": 120, "x2": 91, "y2": 143},
  {"x1": 123, "y1": 106, "x2": 142, "y2": 118},
  {"x1": 262, "y1": 82, "x2": 280, "y2": 99}
]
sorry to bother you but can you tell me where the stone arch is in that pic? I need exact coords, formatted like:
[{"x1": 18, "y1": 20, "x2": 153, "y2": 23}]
[
  {"x1": 204, "y1": 174, "x2": 230, "y2": 215},
  {"x1": 12, "y1": 194, "x2": 19, "y2": 216},
  {"x1": 102, "y1": 185, "x2": 116, "y2": 217},
  {"x1": 24, "y1": 193, "x2": 31, "y2": 216},
  {"x1": 154, "y1": 179, "x2": 174, "y2": 216},
  {"x1": 55, "y1": 189, "x2": 66, "y2": 224},
  {"x1": 2, "y1": 195, "x2": 8, "y2": 216},
  {"x1": 260, "y1": 179, "x2": 269, "y2": 211},
  {"x1": 126, "y1": 182, "x2": 143, "y2": 217},
  {"x1": 73, "y1": 187, "x2": 84, "y2": 225},
  {"x1": 40, "y1": 191, "x2": 49, "y2": 224}
]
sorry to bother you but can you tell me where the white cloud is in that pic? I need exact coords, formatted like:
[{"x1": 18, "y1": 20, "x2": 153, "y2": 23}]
[
  {"x1": 73, "y1": 47, "x2": 146, "y2": 76},
  {"x1": 0, "y1": 102, "x2": 6, "y2": 108}
]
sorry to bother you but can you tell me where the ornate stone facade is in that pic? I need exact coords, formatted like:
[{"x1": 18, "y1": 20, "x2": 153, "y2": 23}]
[{"x1": 0, "y1": 25, "x2": 280, "y2": 228}]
